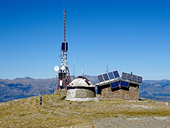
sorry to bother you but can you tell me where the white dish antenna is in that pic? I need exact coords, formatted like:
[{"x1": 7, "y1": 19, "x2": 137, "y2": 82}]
[
  {"x1": 61, "y1": 66, "x2": 65, "y2": 70},
  {"x1": 54, "y1": 66, "x2": 59, "y2": 72}
]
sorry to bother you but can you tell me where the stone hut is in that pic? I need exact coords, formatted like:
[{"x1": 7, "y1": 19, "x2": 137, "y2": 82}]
[
  {"x1": 96, "y1": 81, "x2": 140, "y2": 100},
  {"x1": 96, "y1": 71, "x2": 142, "y2": 100},
  {"x1": 66, "y1": 76, "x2": 99, "y2": 101}
]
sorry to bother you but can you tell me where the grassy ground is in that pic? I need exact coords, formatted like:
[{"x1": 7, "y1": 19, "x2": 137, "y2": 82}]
[{"x1": 0, "y1": 93, "x2": 170, "y2": 127}]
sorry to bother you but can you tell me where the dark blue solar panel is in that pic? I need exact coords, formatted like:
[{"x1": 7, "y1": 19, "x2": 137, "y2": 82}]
[
  {"x1": 128, "y1": 75, "x2": 133, "y2": 81},
  {"x1": 113, "y1": 71, "x2": 120, "y2": 78},
  {"x1": 122, "y1": 72, "x2": 128, "y2": 80},
  {"x1": 127, "y1": 75, "x2": 131, "y2": 81},
  {"x1": 131, "y1": 75, "x2": 135, "y2": 82},
  {"x1": 138, "y1": 77, "x2": 142, "y2": 83},
  {"x1": 110, "y1": 81, "x2": 119, "y2": 88},
  {"x1": 133, "y1": 75, "x2": 138, "y2": 83},
  {"x1": 120, "y1": 80, "x2": 129, "y2": 88},
  {"x1": 103, "y1": 73, "x2": 109, "y2": 81},
  {"x1": 122, "y1": 72, "x2": 142, "y2": 83},
  {"x1": 97, "y1": 75, "x2": 104, "y2": 83},
  {"x1": 108, "y1": 72, "x2": 115, "y2": 79}
]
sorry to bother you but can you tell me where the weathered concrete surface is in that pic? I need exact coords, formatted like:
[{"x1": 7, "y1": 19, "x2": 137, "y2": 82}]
[
  {"x1": 66, "y1": 88, "x2": 99, "y2": 101},
  {"x1": 67, "y1": 77, "x2": 95, "y2": 87},
  {"x1": 66, "y1": 89, "x2": 95, "y2": 98},
  {"x1": 66, "y1": 89, "x2": 99, "y2": 101},
  {"x1": 65, "y1": 97, "x2": 99, "y2": 101}
]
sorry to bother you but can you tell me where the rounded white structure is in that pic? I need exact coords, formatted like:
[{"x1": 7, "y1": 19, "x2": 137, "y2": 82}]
[{"x1": 66, "y1": 76, "x2": 98, "y2": 101}]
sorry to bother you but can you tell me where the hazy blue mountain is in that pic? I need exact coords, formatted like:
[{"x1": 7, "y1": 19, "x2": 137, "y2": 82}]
[
  {"x1": 0, "y1": 76, "x2": 170, "y2": 102},
  {"x1": 0, "y1": 77, "x2": 57, "y2": 103},
  {"x1": 140, "y1": 80, "x2": 170, "y2": 101},
  {"x1": 0, "y1": 75, "x2": 98, "y2": 103}
]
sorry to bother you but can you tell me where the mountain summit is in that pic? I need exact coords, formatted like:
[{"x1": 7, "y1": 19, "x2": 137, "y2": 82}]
[{"x1": 14, "y1": 76, "x2": 34, "y2": 80}]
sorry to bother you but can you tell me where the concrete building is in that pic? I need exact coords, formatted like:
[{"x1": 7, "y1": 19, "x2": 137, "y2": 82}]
[{"x1": 66, "y1": 76, "x2": 99, "y2": 101}]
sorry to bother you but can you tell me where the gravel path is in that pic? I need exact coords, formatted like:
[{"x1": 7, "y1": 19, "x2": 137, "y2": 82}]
[{"x1": 94, "y1": 116, "x2": 170, "y2": 128}]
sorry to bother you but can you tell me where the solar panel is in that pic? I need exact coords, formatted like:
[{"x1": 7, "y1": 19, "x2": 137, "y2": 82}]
[
  {"x1": 122, "y1": 72, "x2": 143, "y2": 84},
  {"x1": 138, "y1": 76, "x2": 142, "y2": 83},
  {"x1": 108, "y1": 72, "x2": 115, "y2": 79},
  {"x1": 127, "y1": 74, "x2": 131, "y2": 81},
  {"x1": 103, "y1": 73, "x2": 109, "y2": 81},
  {"x1": 133, "y1": 75, "x2": 138, "y2": 83},
  {"x1": 131, "y1": 75, "x2": 135, "y2": 82},
  {"x1": 113, "y1": 70, "x2": 120, "y2": 78},
  {"x1": 110, "y1": 81, "x2": 119, "y2": 88},
  {"x1": 128, "y1": 74, "x2": 133, "y2": 81},
  {"x1": 122, "y1": 72, "x2": 126, "y2": 79},
  {"x1": 122, "y1": 72, "x2": 128, "y2": 80},
  {"x1": 120, "y1": 80, "x2": 129, "y2": 88},
  {"x1": 97, "y1": 75, "x2": 104, "y2": 83}
]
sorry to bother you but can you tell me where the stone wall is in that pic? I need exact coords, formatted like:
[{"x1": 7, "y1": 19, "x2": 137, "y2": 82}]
[{"x1": 98, "y1": 83, "x2": 139, "y2": 100}]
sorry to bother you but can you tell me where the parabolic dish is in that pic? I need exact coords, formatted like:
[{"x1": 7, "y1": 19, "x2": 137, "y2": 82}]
[
  {"x1": 54, "y1": 66, "x2": 59, "y2": 72},
  {"x1": 61, "y1": 66, "x2": 65, "y2": 70}
]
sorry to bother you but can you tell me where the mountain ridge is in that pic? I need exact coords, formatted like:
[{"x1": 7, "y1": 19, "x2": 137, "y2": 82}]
[{"x1": 0, "y1": 76, "x2": 170, "y2": 102}]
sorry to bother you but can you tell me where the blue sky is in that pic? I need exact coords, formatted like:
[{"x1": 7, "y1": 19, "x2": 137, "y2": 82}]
[{"x1": 0, "y1": 0, "x2": 170, "y2": 80}]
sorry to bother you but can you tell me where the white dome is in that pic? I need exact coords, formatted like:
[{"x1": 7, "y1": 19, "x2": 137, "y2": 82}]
[{"x1": 67, "y1": 77, "x2": 95, "y2": 87}]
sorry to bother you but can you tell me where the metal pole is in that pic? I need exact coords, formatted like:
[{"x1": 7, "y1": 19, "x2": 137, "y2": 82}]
[
  {"x1": 39, "y1": 90, "x2": 42, "y2": 106},
  {"x1": 59, "y1": 87, "x2": 61, "y2": 101}
]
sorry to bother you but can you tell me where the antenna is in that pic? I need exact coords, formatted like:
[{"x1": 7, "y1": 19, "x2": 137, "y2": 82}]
[
  {"x1": 54, "y1": 5, "x2": 71, "y2": 91},
  {"x1": 54, "y1": 66, "x2": 59, "y2": 72},
  {"x1": 73, "y1": 58, "x2": 75, "y2": 79},
  {"x1": 82, "y1": 65, "x2": 84, "y2": 76},
  {"x1": 106, "y1": 65, "x2": 108, "y2": 73},
  {"x1": 63, "y1": 4, "x2": 66, "y2": 42}
]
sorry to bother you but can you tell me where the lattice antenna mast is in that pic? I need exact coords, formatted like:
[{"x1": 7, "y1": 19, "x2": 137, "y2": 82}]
[
  {"x1": 57, "y1": 5, "x2": 71, "y2": 90},
  {"x1": 64, "y1": 7, "x2": 66, "y2": 42},
  {"x1": 61, "y1": 6, "x2": 68, "y2": 68}
]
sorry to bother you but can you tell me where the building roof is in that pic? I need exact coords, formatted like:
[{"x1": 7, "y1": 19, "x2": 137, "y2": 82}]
[{"x1": 67, "y1": 76, "x2": 95, "y2": 87}]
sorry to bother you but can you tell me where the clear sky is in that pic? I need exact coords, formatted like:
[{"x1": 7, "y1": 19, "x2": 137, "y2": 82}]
[{"x1": 0, "y1": 0, "x2": 170, "y2": 80}]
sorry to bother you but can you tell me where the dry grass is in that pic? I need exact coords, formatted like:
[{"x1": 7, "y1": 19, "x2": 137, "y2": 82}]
[{"x1": 0, "y1": 93, "x2": 170, "y2": 127}]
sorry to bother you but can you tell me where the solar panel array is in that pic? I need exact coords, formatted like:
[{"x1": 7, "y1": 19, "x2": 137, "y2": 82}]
[
  {"x1": 110, "y1": 80, "x2": 130, "y2": 89},
  {"x1": 97, "y1": 71, "x2": 142, "y2": 89},
  {"x1": 97, "y1": 70, "x2": 120, "y2": 84},
  {"x1": 122, "y1": 72, "x2": 142, "y2": 83}
]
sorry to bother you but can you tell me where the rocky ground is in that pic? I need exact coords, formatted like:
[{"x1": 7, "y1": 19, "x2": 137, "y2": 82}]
[{"x1": 94, "y1": 116, "x2": 170, "y2": 128}]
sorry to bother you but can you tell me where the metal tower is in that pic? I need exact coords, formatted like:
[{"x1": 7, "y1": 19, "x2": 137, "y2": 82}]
[{"x1": 55, "y1": 8, "x2": 71, "y2": 90}]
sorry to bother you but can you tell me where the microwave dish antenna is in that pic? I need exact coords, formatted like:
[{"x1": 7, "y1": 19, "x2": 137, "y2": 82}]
[
  {"x1": 54, "y1": 66, "x2": 60, "y2": 72},
  {"x1": 61, "y1": 66, "x2": 65, "y2": 71}
]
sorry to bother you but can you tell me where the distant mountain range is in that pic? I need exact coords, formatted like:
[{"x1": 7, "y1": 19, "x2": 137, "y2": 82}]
[
  {"x1": 139, "y1": 79, "x2": 170, "y2": 101},
  {"x1": 0, "y1": 76, "x2": 170, "y2": 102},
  {"x1": 0, "y1": 76, "x2": 56, "y2": 103}
]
